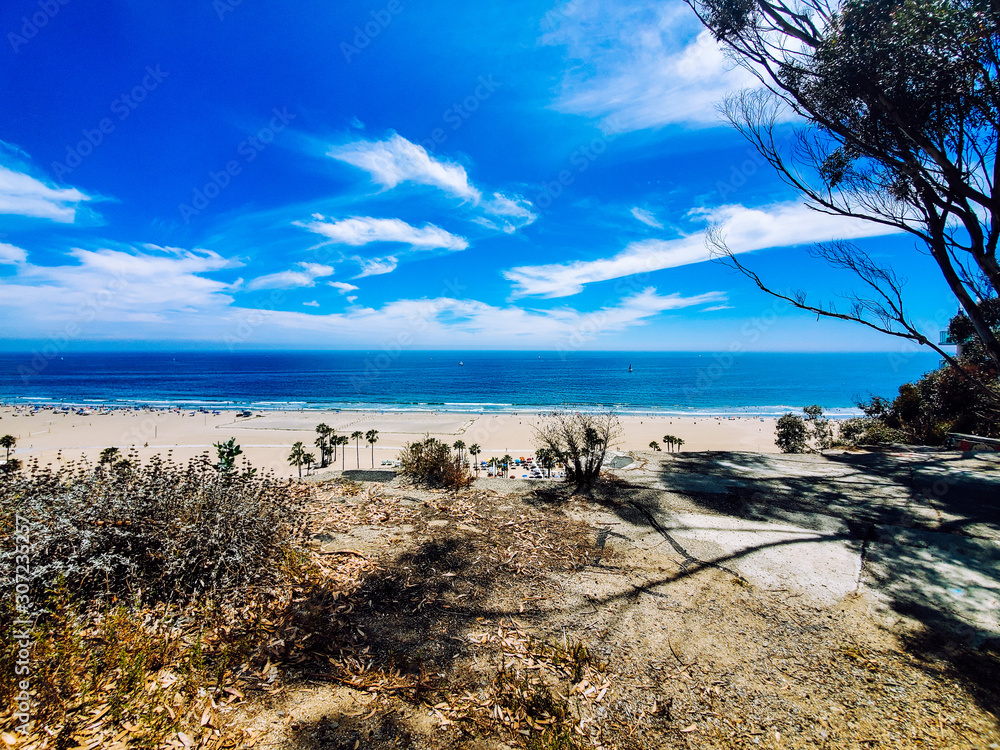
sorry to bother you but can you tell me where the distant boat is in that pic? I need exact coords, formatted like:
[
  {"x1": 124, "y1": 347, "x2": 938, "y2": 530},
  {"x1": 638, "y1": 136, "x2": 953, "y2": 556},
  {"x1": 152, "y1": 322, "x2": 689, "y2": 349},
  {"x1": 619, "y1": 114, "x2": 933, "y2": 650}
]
[
  {"x1": 628, "y1": 364, "x2": 633, "y2": 372},
  {"x1": 459, "y1": 361, "x2": 464, "y2": 366}
]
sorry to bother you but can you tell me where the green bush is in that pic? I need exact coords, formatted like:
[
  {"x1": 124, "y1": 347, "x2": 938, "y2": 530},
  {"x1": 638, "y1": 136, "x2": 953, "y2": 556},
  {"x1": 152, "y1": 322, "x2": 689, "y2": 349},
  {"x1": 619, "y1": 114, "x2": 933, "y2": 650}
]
[
  {"x1": 397, "y1": 436, "x2": 472, "y2": 488},
  {"x1": 775, "y1": 413, "x2": 809, "y2": 453},
  {"x1": 837, "y1": 417, "x2": 908, "y2": 446}
]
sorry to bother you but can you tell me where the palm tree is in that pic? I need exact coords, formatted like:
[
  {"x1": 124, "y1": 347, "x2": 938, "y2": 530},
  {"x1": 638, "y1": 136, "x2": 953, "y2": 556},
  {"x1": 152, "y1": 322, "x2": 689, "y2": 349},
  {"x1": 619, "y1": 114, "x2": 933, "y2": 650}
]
[
  {"x1": 675, "y1": 438, "x2": 685, "y2": 452},
  {"x1": 366, "y1": 429, "x2": 379, "y2": 468},
  {"x1": 99, "y1": 446, "x2": 120, "y2": 465},
  {"x1": 0, "y1": 434, "x2": 15, "y2": 463},
  {"x1": 315, "y1": 423, "x2": 331, "y2": 467},
  {"x1": 303, "y1": 451, "x2": 316, "y2": 476},
  {"x1": 536, "y1": 447, "x2": 555, "y2": 477},
  {"x1": 453, "y1": 440, "x2": 466, "y2": 466},
  {"x1": 351, "y1": 430, "x2": 363, "y2": 467},
  {"x1": 501, "y1": 453, "x2": 513, "y2": 478},
  {"x1": 288, "y1": 441, "x2": 307, "y2": 479},
  {"x1": 330, "y1": 429, "x2": 339, "y2": 464},
  {"x1": 338, "y1": 435, "x2": 349, "y2": 470},
  {"x1": 649, "y1": 440, "x2": 661, "y2": 451},
  {"x1": 468, "y1": 443, "x2": 481, "y2": 474}
]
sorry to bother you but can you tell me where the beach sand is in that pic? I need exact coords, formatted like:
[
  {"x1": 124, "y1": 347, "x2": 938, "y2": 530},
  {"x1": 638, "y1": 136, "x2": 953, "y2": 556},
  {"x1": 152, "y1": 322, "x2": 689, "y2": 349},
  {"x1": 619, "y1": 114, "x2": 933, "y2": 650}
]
[{"x1": 0, "y1": 406, "x2": 779, "y2": 478}]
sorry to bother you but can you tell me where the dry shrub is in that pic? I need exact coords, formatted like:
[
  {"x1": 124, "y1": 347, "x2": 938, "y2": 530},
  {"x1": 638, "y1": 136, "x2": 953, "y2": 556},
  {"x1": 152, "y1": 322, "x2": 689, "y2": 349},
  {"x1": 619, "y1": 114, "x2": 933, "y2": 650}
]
[
  {"x1": 0, "y1": 454, "x2": 314, "y2": 747},
  {"x1": 0, "y1": 453, "x2": 308, "y2": 611}
]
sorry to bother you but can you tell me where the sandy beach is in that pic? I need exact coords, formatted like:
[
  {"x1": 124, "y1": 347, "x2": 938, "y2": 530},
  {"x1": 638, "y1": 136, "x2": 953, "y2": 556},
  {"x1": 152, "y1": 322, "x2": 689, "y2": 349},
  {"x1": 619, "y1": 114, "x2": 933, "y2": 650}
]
[{"x1": 0, "y1": 405, "x2": 779, "y2": 478}]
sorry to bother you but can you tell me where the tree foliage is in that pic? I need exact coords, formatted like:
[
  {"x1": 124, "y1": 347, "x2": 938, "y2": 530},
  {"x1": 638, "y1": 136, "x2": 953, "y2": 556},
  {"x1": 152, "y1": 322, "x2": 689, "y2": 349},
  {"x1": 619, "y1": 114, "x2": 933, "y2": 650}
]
[
  {"x1": 213, "y1": 437, "x2": 243, "y2": 473},
  {"x1": 687, "y1": 0, "x2": 1000, "y2": 401},
  {"x1": 775, "y1": 405, "x2": 832, "y2": 452},
  {"x1": 397, "y1": 435, "x2": 472, "y2": 488},
  {"x1": 775, "y1": 413, "x2": 809, "y2": 453},
  {"x1": 534, "y1": 411, "x2": 621, "y2": 490}
]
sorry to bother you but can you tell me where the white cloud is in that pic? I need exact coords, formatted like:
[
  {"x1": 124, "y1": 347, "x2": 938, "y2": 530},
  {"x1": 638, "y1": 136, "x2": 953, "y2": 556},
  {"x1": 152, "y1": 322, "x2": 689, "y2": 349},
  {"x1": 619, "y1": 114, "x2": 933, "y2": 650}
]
[
  {"x1": 303, "y1": 300, "x2": 319, "y2": 307},
  {"x1": 631, "y1": 207, "x2": 663, "y2": 228},
  {"x1": 543, "y1": 1, "x2": 760, "y2": 131},
  {"x1": 354, "y1": 258, "x2": 398, "y2": 278},
  {"x1": 297, "y1": 215, "x2": 468, "y2": 251},
  {"x1": 248, "y1": 262, "x2": 335, "y2": 290},
  {"x1": 0, "y1": 245, "x2": 236, "y2": 329},
  {"x1": 0, "y1": 163, "x2": 93, "y2": 222},
  {"x1": 703, "y1": 304, "x2": 733, "y2": 311},
  {"x1": 204, "y1": 287, "x2": 725, "y2": 348},
  {"x1": 479, "y1": 192, "x2": 538, "y2": 233},
  {"x1": 0, "y1": 242, "x2": 27, "y2": 264},
  {"x1": 328, "y1": 133, "x2": 480, "y2": 201},
  {"x1": 328, "y1": 281, "x2": 359, "y2": 294},
  {"x1": 505, "y1": 201, "x2": 901, "y2": 298}
]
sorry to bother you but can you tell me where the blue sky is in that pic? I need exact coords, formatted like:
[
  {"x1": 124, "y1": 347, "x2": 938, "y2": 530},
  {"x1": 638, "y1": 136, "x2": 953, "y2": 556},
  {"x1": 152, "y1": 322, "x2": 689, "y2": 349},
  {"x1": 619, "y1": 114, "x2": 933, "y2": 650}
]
[{"x1": 0, "y1": 0, "x2": 957, "y2": 352}]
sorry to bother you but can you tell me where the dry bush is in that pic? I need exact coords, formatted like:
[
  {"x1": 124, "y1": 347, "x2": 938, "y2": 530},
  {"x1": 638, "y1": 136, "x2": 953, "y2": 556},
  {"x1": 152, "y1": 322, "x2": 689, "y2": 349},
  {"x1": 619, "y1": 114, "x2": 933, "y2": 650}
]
[
  {"x1": 0, "y1": 453, "x2": 308, "y2": 611},
  {"x1": 0, "y1": 454, "x2": 313, "y2": 747}
]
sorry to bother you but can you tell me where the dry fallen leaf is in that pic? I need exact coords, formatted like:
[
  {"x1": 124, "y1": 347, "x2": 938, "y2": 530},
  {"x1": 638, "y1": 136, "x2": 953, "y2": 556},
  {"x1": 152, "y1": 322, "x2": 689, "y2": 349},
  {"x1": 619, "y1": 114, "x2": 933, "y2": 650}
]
[{"x1": 681, "y1": 724, "x2": 697, "y2": 733}]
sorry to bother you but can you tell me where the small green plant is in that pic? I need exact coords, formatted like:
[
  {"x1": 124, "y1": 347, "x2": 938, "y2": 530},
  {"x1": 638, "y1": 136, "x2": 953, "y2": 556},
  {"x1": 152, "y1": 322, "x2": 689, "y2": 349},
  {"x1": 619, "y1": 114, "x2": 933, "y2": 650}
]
[{"x1": 213, "y1": 437, "x2": 243, "y2": 473}]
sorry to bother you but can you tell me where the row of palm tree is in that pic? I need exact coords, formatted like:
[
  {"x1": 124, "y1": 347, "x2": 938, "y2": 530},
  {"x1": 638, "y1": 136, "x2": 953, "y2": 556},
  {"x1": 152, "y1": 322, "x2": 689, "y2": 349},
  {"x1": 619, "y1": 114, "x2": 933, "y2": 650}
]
[
  {"x1": 290, "y1": 426, "x2": 384, "y2": 477},
  {"x1": 294, "y1": 429, "x2": 569, "y2": 480},
  {"x1": 662, "y1": 434, "x2": 685, "y2": 452}
]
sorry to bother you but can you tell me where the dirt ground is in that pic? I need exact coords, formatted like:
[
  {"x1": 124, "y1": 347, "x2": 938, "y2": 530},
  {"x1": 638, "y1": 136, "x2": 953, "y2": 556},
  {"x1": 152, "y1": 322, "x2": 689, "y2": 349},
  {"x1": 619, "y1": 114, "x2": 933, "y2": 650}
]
[{"x1": 223, "y1": 449, "x2": 1000, "y2": 750}]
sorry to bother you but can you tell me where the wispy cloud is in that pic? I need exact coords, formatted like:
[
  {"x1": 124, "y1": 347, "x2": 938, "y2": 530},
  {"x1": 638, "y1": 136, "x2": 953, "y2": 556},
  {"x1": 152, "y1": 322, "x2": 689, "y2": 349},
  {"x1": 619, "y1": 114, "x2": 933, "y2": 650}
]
[
  {"x1": 354, "y1": 258, "x2": 398, "y2": 278},
  {"x1": 542, "y1": 1, "x2": 758, "y2": 131},
  {"x1": 0, "y1": 242, "x2": 27, "y2": 264},
  {"x1": 297, "y1": 215, "x2": 468, "y2": 250},
  {"x1": 247, "y1": 262, "x2": 335, "y2": 290},
  {"x1": 631, "y1": 207, "x2": 663, "y2": 228},
  {"x1": 0, "y1": 240, "x2": 720, "y2": 347},
  {"x1": 505, "y1": 201, "x2": 901, "y2": 298},
  {"x1": 0, "y1": 244, "x2": 236, "y2": 328},
  {"x1": 0, "y1": 163, "x2": 94, "y2": 223},
  {"x1": 328, "y1": 132, "x2": 480, "y2": 201},
  {"x1": 479, "y1": 192, "x2": 538, "y2": 233},
  {"x1": 212, "y1": 287, "x2": 725, "y2": 348},
  {"x1": 328, "y1": 281, "x2": 359, "y2": 294}
]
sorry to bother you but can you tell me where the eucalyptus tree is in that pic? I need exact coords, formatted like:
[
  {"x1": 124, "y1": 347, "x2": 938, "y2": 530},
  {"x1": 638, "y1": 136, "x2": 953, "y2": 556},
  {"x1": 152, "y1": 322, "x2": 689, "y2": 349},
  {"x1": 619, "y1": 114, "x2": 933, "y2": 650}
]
[{"x1": 686, "y1": 0, "x2": 1000, "y2": 401}]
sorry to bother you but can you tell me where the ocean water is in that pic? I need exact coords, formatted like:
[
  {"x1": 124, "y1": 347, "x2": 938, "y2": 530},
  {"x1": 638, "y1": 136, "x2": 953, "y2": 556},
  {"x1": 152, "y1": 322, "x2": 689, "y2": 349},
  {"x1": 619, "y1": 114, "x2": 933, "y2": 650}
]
[{"x1": 0, "y1": 350, "x2": 941, "y2": 416}]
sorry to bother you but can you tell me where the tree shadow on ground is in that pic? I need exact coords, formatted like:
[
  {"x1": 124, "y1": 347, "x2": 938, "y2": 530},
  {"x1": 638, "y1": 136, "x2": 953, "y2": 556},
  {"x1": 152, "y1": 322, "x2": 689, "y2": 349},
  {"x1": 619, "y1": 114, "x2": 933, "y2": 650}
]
[
  {"x1": 634, "y1": 450, "x2": 1000, "y2": 719},
  {"x1": 271, "y1": 519, "x2": 588, "y2": 749},
  {"x1": 654, "y1": 450, "x2": 1000, "y2": 537}
]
